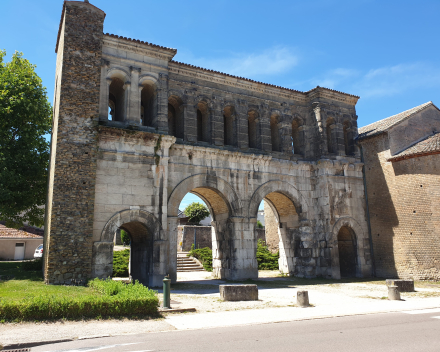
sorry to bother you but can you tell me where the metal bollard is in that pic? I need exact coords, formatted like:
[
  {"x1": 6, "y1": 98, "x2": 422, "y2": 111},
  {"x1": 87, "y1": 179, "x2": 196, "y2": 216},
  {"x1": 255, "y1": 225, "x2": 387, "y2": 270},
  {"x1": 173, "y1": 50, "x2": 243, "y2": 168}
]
[
  {"x1": 297, "y1": 290, "x2": 310, "y2": 307},
  {"x1": 388, "y1": 285, "x2": 401, "y2": 300},
  {"x1": 163, "y1": 275, "x2": 171, "y2": 309}
]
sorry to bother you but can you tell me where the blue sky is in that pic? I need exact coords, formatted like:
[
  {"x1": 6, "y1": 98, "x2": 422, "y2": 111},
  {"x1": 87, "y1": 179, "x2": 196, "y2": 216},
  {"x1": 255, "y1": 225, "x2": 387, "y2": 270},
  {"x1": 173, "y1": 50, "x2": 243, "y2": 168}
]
[{"x1": 2, "y1": 0, "x2": 439, "y2": 210}]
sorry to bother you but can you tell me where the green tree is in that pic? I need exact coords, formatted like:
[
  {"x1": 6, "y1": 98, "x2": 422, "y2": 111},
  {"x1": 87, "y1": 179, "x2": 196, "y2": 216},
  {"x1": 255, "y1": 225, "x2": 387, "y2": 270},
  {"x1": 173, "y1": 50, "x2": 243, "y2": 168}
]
[
  {"x1": 257, "y1": 220, "x2": 264, "y2": 229},
  {"x1": 0, "y1": 50, "x2": 52, "y2": 228},
  {"x1": 184, "y1": 202, "x2": 210, "y2": 225}
]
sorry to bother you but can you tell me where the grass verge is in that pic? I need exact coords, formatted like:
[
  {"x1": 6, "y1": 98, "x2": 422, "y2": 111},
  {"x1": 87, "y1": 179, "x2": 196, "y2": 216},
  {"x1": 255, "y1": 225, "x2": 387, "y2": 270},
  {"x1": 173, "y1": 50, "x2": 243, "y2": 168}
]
[{"x1": 0, "y1": 262, "x2": 158, "y2": 322}]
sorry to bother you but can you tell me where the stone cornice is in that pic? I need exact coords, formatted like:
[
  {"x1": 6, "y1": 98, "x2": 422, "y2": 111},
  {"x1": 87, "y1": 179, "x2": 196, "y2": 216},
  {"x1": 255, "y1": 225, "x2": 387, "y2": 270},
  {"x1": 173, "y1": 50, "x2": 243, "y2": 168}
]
[
  {"x1": 103, "y1": 35, "x2": 177, "y2": 62},
  {"x1": 307, "y1": 87, "x2": 359, "y2": 106}
]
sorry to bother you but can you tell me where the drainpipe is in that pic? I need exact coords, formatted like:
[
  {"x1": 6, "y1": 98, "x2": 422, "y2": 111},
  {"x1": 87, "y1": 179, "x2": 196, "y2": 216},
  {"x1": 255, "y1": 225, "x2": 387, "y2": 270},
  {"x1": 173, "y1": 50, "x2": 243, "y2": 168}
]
[{"x1": 359, "y1": 143, "x2": 376, "y2": 277}]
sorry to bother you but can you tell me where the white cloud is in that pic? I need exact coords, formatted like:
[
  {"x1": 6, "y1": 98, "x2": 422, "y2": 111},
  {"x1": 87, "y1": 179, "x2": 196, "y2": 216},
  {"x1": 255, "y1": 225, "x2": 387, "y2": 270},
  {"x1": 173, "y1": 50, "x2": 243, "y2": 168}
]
[
  {"x1": 176, "y1": 46, "x2": 299, "y2": 78},
  {"x1": 305, "y1": 62, "x2": 440, "y2": 99}
]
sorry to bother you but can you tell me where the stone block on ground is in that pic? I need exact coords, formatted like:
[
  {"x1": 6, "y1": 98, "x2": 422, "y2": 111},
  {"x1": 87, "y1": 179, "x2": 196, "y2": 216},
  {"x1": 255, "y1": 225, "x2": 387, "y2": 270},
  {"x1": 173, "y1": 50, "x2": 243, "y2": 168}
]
[
  {"x1": 219, "y1": 285, "x2": 258, "y2": 301},
  {"x1": 386, "y1": 279, "x2": 415, "y2": 292}
]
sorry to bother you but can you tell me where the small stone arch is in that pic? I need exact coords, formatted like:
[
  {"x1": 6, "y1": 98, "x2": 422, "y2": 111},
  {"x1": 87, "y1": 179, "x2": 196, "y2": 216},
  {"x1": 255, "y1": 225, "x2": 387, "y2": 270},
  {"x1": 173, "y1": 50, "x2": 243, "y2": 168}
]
[
  {"x1": 106, "y1": 67, "x2": 130, "y2": 82},
  {"x1": 92, "y1": 209, "x2": 163, "y2": 286},
  {"x1": 330, "y1": 217, "x2": 366, "y2": 279}
]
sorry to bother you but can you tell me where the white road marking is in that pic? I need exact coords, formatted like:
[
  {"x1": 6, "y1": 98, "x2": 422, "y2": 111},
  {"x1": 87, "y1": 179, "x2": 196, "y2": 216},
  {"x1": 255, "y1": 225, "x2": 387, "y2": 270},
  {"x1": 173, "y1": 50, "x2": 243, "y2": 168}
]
[
  {"x1": 401, "y1": 308, "x2": 440, "y2": 315},
  {"x1": 431, "y1": 316, "x2": 440, "y2": 319},
  {"x1": 42, "y1": 342, "x2": 140, "y2": 352}
]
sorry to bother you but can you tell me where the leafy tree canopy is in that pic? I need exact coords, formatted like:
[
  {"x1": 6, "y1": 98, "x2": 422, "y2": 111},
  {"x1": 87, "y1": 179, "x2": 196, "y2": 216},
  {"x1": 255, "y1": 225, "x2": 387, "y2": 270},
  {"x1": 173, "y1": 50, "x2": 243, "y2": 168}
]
[
  {"x1": 184, "y1": 202, "x2": 210, "y2": 225},
  {"x1": 0, "y1": 50, "x2": 52, "y2": 228}
]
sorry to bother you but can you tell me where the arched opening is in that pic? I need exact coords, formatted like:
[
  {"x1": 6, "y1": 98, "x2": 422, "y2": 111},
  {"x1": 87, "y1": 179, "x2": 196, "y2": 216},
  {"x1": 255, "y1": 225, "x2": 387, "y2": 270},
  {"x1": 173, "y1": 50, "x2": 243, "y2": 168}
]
[
  {"x1": 141, "y1": 82, "x2": 156, "y2": 127},
  {"x1": 168, "y1": 96, "x2": 184, "y2": 139},
  {"x1": 248, "y1": 110, "x2": 259, "y2": 149},
  {"x1": 118, "y1": 221, "x2": 153, "y2": 285},
  {"x1": 108, "y1": 77, "x2": 125, "y2": 122},
  {"x1": 292, "y1": 118, "x2": 303, "y2": 155},
  {"x1": 197, "y1": 102, "x2": 210, "y2": 143},
  {"x1": 270, "y1": 114, "x2": 280, "y2": 152},
  {"x1": 168, "y1": 175, "x2": 242, "y2": 281},
  {"x1": 337, "y1": 226, "x2": 357, "y2": 277},
  {"x1": 343, "y1": 120, "x2": 354, "y2": 155},
  {"x1": 326, "y1": 117, "x2": 336, "y2": 154},
  {"x1": 93, "y1": 209, "x2": 163, "y2": 287},
  {"x1": 223, "y1": 106, "x2": 236, "y2": 146}
]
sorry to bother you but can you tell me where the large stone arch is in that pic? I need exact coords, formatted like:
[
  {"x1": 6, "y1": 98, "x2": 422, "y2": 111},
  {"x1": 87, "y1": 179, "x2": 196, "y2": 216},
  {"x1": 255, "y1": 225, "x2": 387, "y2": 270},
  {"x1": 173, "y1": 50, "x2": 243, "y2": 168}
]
[
  {"x1": 249, "y1": 180, "x2": 309, "y2": 219},
  {"x1": 249, "y1": 180, "x2": 311, "y2": 276},
  {"x1": 167, "y1": 174, "x2": 243, "y2": 280},
  {"x1": 168, "y1": 174, "x2": 242, "y2": 218},
  {"x1": 329, "y1": 216, "x2": 369, "y2": 279},
  {"x1": 92, "y1": 209, "x2": 163, "y2": 287}
]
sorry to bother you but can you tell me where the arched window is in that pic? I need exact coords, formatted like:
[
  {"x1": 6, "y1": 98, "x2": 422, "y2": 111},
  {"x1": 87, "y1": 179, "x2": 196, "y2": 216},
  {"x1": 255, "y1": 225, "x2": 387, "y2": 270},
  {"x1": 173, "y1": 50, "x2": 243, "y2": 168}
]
[
  {"x1": 197, "y1": 102, "x2": 210, "y2": 143},
  {"x1": 292, "y1": 118, "x2": 303, "y2": 155},
  {"x1": 343, "y1": 120, "x2": 354, "y2": 155},
  {"x1": 168, "y1": 96, "x2": 184, "y2": 139},
  {"x1": 223, "y1": 106, "x2": 235, "y2": 146},
  {"x1": 108, "y1": 77, "x2": 125, "y2": 122},
  {"x1": 326, "y1": 117, "x2": 336, "y2": 153},
  {"x1": 248, "y1": 110, "x2": 258, "y2": 149},
  {"x1": 141, "y1": 83, "x2": 156, "y2": 127},
  {"x1": 270, "y1": 115, "x2": 280, "y2": 152}
]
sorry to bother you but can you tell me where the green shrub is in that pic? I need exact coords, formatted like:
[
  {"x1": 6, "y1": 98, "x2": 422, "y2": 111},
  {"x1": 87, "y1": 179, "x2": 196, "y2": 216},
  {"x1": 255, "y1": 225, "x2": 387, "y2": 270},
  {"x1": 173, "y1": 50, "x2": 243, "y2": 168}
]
[
  {"x1": 113, "y1": 249, "x2": 129, "y2": 277},
  {"x1": 256, "y1": 239, "x2": 279, "y2": 270},
  {"x1": 120, "y1": 229, "x2": 130, "y2": 245},
  {"x1": 189, "y1": 246, "x2": 213, "y2": 272},
  {"x1": 256, "y1": 220, "x2": 264, "y2": 229},
  {"x1": 0, "y1": 278, "x2": 158, "y2": 321},
  {"x1": 21, "y1": 258, "x2": 42, "y2": 271}
]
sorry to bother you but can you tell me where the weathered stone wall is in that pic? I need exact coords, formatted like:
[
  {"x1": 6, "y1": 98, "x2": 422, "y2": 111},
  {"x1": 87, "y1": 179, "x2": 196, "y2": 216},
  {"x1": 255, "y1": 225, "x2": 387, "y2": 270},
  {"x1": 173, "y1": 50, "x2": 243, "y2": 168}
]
[
  {"x1": 44, "y1": 1, "x2": 105, "y2": 284},
  {"x1": 45, "y1": 1, "x2": 372, "y2": 286},
  {"x1": 255, "y1": 228, "x2": 265, "y2": 244},
  {"x1": 264, "y1": 201, "x2": 279, "y2": 253},
  {"x1": 177, "y1": 225, "x2": 212, "y2": 251},
  {"x1": 361, "y1": 134, "x2": 440, "y2": 280}
]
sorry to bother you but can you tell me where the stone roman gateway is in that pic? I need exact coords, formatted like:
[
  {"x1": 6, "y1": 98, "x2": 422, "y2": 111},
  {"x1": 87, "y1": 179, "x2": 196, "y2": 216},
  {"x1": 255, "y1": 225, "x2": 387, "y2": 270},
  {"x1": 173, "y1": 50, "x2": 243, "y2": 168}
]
[{"x1": 43, "y1": 0, "x2": 373, "y2": 286}]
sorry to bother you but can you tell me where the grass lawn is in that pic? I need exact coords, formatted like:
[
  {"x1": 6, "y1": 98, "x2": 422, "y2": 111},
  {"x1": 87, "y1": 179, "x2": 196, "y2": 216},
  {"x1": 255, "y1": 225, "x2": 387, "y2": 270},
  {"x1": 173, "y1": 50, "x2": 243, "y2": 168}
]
[{"x1": 0, "y1": 262, "x2": 100, "y2": 302}]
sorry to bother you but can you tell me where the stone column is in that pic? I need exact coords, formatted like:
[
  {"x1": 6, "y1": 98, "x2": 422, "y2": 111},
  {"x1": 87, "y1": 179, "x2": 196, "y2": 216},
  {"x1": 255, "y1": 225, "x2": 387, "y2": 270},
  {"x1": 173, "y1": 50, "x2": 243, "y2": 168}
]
[
  {"x1": 230, "y1": 217, "x2": 258, "y2": 280},
  {"x1": 183, "y1": 102, "x2": 197, "y2": 143},
  {"x1": 236, "y1": 100, "x2": 249, "y2": 150},
  {"x1": 122, "y1": 81, "x2": 131, "y2": 123},
  {"x1": 279, "y1": 119, "x2": 293, "y2": 155},
  {"x1": 156, "y1": 73, "x2": 169, "y2": 133},
  {"x1": 211, "y1": 101, "x2": 224, "y2": 146},
  {"x1": 260, "y1": 109, "x2": 272, "y2": 152},
  {"x1": 99, "y1": 59, "x2": 110, "y2": 121},
  {"x1": 127, "y1": 66, "x2": 141, "y2": 125}
]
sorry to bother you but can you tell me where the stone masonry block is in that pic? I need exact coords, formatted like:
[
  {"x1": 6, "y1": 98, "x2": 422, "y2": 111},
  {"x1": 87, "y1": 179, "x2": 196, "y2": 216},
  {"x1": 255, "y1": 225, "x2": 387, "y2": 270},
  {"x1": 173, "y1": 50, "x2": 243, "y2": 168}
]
[{"x1": 219, "y1": 285, "x2": 258, "y2": 301}]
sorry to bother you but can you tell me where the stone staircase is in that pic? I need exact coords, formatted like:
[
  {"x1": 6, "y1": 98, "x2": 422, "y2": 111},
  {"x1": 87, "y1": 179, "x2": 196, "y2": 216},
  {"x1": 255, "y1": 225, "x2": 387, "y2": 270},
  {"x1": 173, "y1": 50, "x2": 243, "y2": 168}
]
[{"x1": 177, "y1": 252, "x2": 205, "y2": 272}]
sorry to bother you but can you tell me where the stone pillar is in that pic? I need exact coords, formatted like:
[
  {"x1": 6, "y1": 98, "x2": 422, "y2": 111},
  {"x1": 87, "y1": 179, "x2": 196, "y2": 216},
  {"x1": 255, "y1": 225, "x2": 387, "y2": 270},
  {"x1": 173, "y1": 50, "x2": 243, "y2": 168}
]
[
  {"x1": 99, "y1": 59, "x2": 110, "y2": 121},
  {"x1": 122, "y1": 81, "x2": 131, "y2": 123},
  {"x1": 127, "y1": 66, "x2": 141, "y2": 125},
  {"x1": 211, "y1": 101, "x2": 224, "y2": 146},
  {"x1": 260, "y1": 113, "x2": 272, "y2": 152},
  {"x1": 236, "y1": 100, "x2": 249, "y2": 150},
  {"x1": 230, "y1": 217, "x2": 258, "y2": 280},
  {"x1": 156, "y1": 73, "x2": 169, "y2": 133},
  {"x1": 44, "y1": 1, "x2": 105, "y2": 284},
  {"x1": 183, "y1": 102, "x2": 197, "y2": 143},
  {"x1": 279, "y1": 120, "x2": 293, "y2": 155},
  {"x1": 167, "y1": 216, "x2": 179, "y2": 283}
]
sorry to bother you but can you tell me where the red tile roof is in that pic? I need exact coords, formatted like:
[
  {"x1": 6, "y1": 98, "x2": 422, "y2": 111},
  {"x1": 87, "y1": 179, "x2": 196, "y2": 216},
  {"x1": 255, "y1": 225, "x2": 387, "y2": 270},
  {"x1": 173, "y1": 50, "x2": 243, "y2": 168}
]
[
  {"x1": 388, "y1": 133, "x2": 440, "y2": 162},
  {"x1": 0, "y1": 224, "x2": 43, "y2": 239},
  {"x1": 358, "y1": 102, "x2": 438, "y2": 140}
]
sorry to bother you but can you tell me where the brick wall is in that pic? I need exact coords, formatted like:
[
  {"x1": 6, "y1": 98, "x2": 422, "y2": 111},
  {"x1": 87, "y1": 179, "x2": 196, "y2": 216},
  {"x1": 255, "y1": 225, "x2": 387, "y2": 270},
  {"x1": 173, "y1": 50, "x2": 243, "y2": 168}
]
[{"x1": 362, "y1": 134, "x2": 440, "y2": 280}]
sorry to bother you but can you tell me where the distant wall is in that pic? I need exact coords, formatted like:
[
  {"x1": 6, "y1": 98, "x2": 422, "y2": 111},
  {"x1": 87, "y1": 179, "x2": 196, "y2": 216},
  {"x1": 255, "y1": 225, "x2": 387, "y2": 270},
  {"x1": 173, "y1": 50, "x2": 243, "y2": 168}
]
[{"x1": 178, "y1": 225, "x2": 212, "y2": 251}]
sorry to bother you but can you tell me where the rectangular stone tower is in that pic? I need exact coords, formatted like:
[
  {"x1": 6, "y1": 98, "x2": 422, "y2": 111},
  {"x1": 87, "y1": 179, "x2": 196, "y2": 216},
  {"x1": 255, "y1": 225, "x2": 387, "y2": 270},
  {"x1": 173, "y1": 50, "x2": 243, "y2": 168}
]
[{"x1": 43, "y1": 1, "x2": 105, "y2": 284}]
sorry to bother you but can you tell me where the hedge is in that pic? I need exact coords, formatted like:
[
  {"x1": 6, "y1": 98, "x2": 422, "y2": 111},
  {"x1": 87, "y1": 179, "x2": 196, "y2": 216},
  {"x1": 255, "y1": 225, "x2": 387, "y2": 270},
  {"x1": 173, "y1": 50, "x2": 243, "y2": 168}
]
[{"x1": 0, "y1": 279, "x2": 158, "y2": 321}]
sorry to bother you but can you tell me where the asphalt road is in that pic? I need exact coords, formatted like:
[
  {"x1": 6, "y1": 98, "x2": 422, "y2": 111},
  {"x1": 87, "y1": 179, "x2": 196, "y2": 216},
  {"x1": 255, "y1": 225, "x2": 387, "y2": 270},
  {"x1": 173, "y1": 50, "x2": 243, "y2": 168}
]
[{"x1": 32, "y1": 310, "x2": 440, "y2": 352}]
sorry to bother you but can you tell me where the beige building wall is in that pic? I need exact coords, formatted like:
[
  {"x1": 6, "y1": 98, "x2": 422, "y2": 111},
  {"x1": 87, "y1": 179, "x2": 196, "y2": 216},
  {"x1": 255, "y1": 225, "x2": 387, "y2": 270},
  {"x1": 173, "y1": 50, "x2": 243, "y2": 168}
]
[
  {"x1": 264, "y1": 201, "x2": 279, "y2": 253},
  {"x1": 0, "y1": 239, "x2": 43, "y2": 261}
]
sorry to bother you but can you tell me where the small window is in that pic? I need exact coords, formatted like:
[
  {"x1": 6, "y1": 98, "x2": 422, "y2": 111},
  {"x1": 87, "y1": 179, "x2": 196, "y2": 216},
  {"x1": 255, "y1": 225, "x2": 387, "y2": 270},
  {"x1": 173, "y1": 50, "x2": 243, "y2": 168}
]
[{"x1": 15, "y1": 243, "x2": 24, "y2": 247}]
